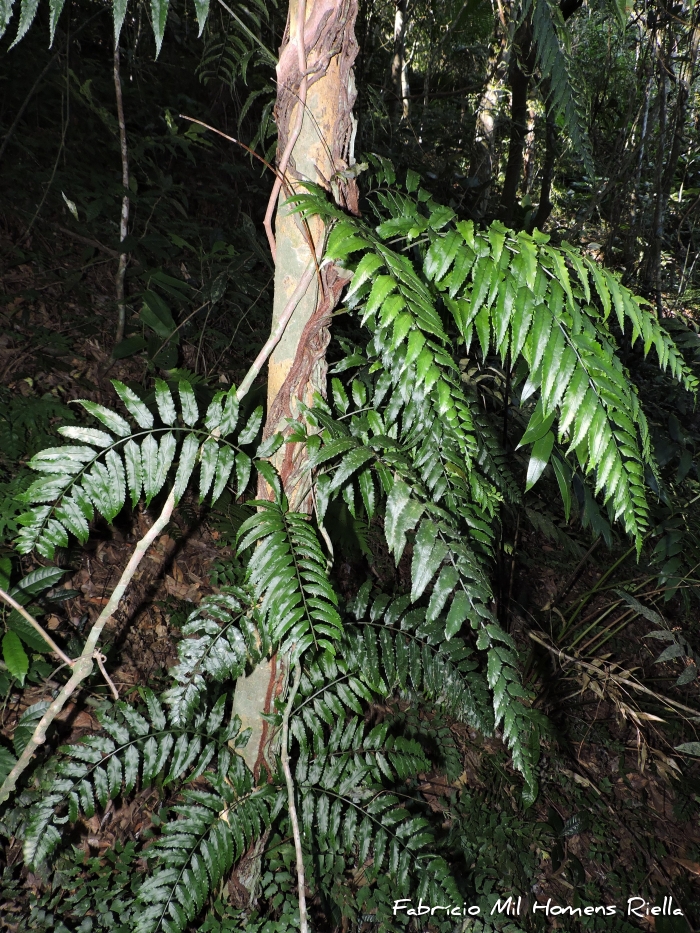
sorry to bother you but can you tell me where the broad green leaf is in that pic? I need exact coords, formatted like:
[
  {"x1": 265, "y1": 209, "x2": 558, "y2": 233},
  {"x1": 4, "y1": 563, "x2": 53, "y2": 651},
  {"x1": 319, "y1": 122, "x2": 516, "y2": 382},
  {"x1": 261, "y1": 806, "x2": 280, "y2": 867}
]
[
  {"x1": 154, "y1": 432, "x2": 177, "y2": 494},
  {"x1": 113, "y1": 0, "x2": 127, "y2": 42},
  {"x1": 58, "y1": 426, "x2": 113, "y2": 448},
  {"x1": 150, "y1": 0, "x2": 170, "y2": 57},
  {"x1": 410, "y1": 520, "x2": 448, "y2": 601},
  {"x1": 192, "y1": 0, "x2": 209, "y2": 35},
  {"x1": 155, "y1": 379, "x2": 176, "y2": 425},
  {"x1": 329, "y1": 447, "x2": 375, "y2": 494},
  {"x1": 346, "y1": 253, "x2": 384, "y2": 301},
  {"x1": 76, "y1": 401, "x2": 130, "y2": 438},
  {"x1": 525, "y1": 431, "x2": 554, "y2": 491},
  {"x1": 48, "y1": 0, "x2": 65, "y2": 45},
  {"x1": 235, "y1": 452, "x2": 252, "y2": 496},
  {"x1": 124, "y1": 440, "x2": 143, "y2": 507},
  {"x1": 211, "y1": 446, "x2": 236, "y2": 502},
  {"x1": 220, "y1": 387, "x2": 239, "y2": 435},
  {"x1": 173, "y1": 435, "x2": 199, "y2": 503},
  {"x1": 3, "y1": 631, "x2": 28, "y2": 685},
  {"x1": 179, "y1": 381, "x2": 198, "y2": 427},
  {"x1": 199, "y1": 439, "x2": 219, "y2": 501},
  {"x1": 384, "y1": 481, "x2": 424, "y2": 563},
  {"x1": 112, "y1": 381, "x2": 154, "y2": 429},
  {"x1": 356, "y1": 468, "x2": 374, "y2": 520},
  {"x1": 445, "y1": 591, "x2": 470, "y2": 639},
  {"x1": 551, "y1": 455, "x2": 572, "y2": 521},
  {"x1": 8, "y1": 0, "x2": 38, "y2": 48},
  {"x1": 205, "y1": 392, "x2": 225, "y2": 432},
  {"x1": 426, "y1": 565, "x2": 459, "y2": 622},
  {"x1": 256, "y1": 433, "x2": 284, "y2": 459},
  {"x1": 238, "y1": 406, "x2": 263, "y2": 444},
  {"x1": 141, "y1": 435, "x2": 159, "y2": 504},
  {"x1": 517, "y1": 401, "x2": 555, "y2": 449},
  {"x1": 675, "y1": 743, "x2": 700, "y2": 756}
]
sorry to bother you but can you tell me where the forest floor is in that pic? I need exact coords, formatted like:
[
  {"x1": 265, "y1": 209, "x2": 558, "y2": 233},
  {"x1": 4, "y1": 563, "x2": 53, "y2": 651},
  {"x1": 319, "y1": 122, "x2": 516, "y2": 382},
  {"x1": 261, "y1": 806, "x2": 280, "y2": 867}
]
[{"x1": 2, "y1": 217, "x2": 700, "y2": 933}]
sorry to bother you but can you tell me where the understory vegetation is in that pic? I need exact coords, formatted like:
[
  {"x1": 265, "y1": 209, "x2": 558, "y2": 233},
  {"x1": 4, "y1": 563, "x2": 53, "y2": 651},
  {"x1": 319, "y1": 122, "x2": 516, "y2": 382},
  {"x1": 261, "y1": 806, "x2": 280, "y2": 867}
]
[{"x1": 0, "y1": 0, "x2": 699, "y2": 930}]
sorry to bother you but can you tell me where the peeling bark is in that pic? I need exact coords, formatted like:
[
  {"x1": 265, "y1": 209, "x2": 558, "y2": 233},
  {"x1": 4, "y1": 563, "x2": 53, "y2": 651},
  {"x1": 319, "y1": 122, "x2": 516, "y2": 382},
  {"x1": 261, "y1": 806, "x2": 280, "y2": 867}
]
[
  {"x1": 230, "y1": 0, "x2": 359, "y2": 903},
  {"x1": 261, "y1": 0, "x2": 359, "y2": 509}
]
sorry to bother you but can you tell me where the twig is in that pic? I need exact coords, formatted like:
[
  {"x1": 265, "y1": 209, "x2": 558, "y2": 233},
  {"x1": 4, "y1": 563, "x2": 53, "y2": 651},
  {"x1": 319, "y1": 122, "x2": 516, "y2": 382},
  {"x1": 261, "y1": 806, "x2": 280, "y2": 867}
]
[
  {"x1": 528, "y1": 630, "x2": 700, "y2": 719},
  {"x1": 0, "y1": 587, "x2": 74, "y2": 667},
  {"x1": 0, "y1": 490, "x2": 175, "y2": 805},
  {"x1": 178, "y1": 115, "x2": 284, "y2": 182},
  {"x1": 95, "y1": 652, "x2": 119, "y2": 701},
  {"x1": 113, "y1": 41, "x2": 130, "y2": 348},
  {"x1": 263, "y1": 0, "x2": 309, "y2": 261},
  {"x1": 281, "y1": 661, "x2": 307, "y2": 933},
  {"x1": 55, "y1": 225, "x2": 121, "y2": 259}
]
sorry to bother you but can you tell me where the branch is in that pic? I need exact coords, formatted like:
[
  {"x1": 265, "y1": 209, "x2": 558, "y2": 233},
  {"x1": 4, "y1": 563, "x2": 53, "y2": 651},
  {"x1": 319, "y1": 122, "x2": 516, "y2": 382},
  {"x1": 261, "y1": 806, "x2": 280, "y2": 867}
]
[
  {"x1": 281, "y1": 660, "x2": 307, "y2": 933},
  {"x1": 0, "y1": 588, "x2": 74, "y2": 666},
  {"x1": 0, "y1": 490, "x2": 175, "y2": 805}
]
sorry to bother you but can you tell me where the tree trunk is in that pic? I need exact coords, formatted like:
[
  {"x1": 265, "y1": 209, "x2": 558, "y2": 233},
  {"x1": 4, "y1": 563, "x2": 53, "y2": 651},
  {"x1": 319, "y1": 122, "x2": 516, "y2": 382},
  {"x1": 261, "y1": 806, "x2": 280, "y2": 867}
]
[
  {"x1": 392, "y1": 0, "x2": 409, "y2": 120},
  {"x1": 230, "y1": 0, "x2": 360, "y2": 901},
  {"x1": 530, "y1": 84, "x2": 558, "y2": 231},
  {"x1": 499, "y1": 0, "x2": 583, "y2": 227},
  {"x1": 469, "y1": 29, "x2": 506, "y2": 218},
  {"x1": 499, "y1": 21, "x2": 535, "y2": 227}
]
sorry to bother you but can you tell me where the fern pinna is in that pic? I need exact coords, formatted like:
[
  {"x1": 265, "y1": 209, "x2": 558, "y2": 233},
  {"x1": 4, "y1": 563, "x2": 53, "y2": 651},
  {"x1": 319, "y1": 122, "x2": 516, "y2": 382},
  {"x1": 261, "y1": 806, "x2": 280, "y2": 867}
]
[{"x1": 5, "y1": 159, "x2": 696, "y2": 931}]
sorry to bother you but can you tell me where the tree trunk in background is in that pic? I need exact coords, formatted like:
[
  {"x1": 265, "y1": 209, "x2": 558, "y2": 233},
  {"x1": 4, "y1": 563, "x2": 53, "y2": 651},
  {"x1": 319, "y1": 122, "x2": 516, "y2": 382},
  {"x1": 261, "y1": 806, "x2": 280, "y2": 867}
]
[
  {"x1": 469, "y1": 32, "x2": 506, "y2": 218},
  {"x1": 648, "y1": 8, "x2": 699, "y2": 309},
  {"x1": 500, "y1": 0, "x2": 584, "y2": 228},
  {"x1": 530, "y1": 82, "x2": 558, "y2": 231},
  {"x1": 392, "y1": 0, "x2": 409, "y2": 120},
  {"x1": 231, "y1": 1, "x2": 359, "y2": 894},
  {"x1": 499, "y1": 21, "x2": 535, "y2": 227}
]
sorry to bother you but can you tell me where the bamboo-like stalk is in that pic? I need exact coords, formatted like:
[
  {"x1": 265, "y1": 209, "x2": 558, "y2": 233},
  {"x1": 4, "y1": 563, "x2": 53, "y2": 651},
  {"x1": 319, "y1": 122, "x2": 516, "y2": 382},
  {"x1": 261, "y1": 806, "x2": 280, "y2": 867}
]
[
  {"x1": 281, "y1": 662, "x2": 307, "y2": 933},
  {"x1": 113, "y1": 41, "x2": 130, "y2": 349}
]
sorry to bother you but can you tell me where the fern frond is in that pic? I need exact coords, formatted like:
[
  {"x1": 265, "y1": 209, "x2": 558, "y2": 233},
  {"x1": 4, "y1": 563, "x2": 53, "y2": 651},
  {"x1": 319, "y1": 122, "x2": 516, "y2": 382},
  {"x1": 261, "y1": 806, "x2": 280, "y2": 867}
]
[
  {"x1": 22, "y1": 691, "x2": 240, "y2": 868},
  {"x1": 14, "y1": 379, "x2": 259, "y2": 559},
  {"x1": 135, "y1": 757, "x2": 275, "y2": 933},
  {"x1": 528, "y1": 0, "x2": 594, "y2": 174},
  {"x1": 164, "y1": 588, "x2": 266, "y2": 726},
  {"x1": 236, "y1": 485, "x2": 342, "y2": 658}
]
